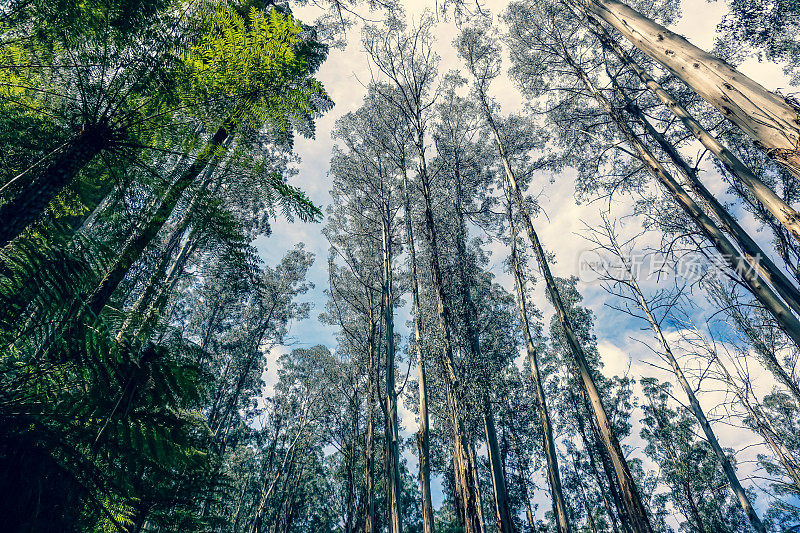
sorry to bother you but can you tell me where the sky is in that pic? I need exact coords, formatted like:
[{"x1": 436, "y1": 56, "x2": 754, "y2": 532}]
[{"x1": 252, "y1": 0, "x2": 800, "y2": 521}]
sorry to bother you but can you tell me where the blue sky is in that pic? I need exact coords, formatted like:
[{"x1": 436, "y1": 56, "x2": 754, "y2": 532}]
[{"x1": 254, "y1": 0, "x2": 800, "y2": 521}]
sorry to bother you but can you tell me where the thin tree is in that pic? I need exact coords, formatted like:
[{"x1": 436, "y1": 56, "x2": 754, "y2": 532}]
[
  {"x1": 505, "y1": 194, "x2": 571, "y2": 533},
  {"x1": 435, "y1": 83, "x2": 514, "y2": 533},
  {"x1": 584, "y1": 215, "x2": 766, "y2": 532},
  {"x1": 403, "y1": 168, "x2": 436, "y2": 533},
  {"x1": 364, "y1": 19, "x2": 482, "y2": 532},
  {"x1": 459, "y1": 24, "x2": 654, "y2": 533},
  {"x1": 570, "y1": 0, "x2": 800, "y2": 179}
]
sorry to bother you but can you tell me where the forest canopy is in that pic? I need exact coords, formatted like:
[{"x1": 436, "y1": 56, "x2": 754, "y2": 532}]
[{"x1": 1, "y1": 0, "x2": 800, "y2": 532}]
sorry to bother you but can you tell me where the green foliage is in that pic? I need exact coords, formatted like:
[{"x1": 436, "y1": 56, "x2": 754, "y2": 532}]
[
  {"x1": 640, "y1": 378, "x2": 750, "y2": 533},
  {"x1": 181, "y1": 5, "x2": 332, "y2": 137},
  {"x1": 0, "y1": 0, "x2": 331, "y2": 529}
]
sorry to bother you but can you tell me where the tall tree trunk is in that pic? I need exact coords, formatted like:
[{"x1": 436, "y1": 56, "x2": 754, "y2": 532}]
[
  {"x1": 566, "y1": 50, "x2": 800, "y2": 402},
  {"x1": 403, "y1": 171, "x2": 435, "y2": 533},
  {"x1": 381, "y1": 209, "x2": 403, "y2": 533},
  {"x1": 582, "y1": 437, "x2": 622, "y2": 533},
  {"x1": 482, "y1": 398, "x2": 514, "y2": 533},
  {"x1": 471, "y1": 440, "x2": 487, "y2": 532},
  {"x1": 480, "y1": 93, "x2": 654, "y2": 533},
  {"x1": 249, "y1": 429, "x2": 303, "y2": 533},
  {"x1": 85, "y1": 122, "x2": 232, "y2": 316},
  {"x1": 0, "y1": 122, "x2": 112, "y2": 248},
  {"x1": 365, "y1": 325, "x2": 377, "y2": 533},
  {"x1": 622, "y1": 93, "x2": 800, "y2": 318},
  {"x1": 589, "y1": 18, "x2": 800, "y2": 246},
  {"x1": 608, "y1": 231, "x2": 766, "y2": 532},
  {"x1": 138, "y1": 230, "x2": 201, "y2": 342},
  {"x1": 571, "y1": 389, "x2": 629, "y2": 533},
  {"x1": 451, "y1": 151, "x2": 513, "y2": 533},
  {"x1": 115, "y1": 222, "x2": 187, "y2": 339},
  {"x1": 593, "y1": 20, "x2": 800, "y2": 312},
  {"x1": 416, "y1": 145, "x2": 482, "y2": 532},
  {"x1": 573, "y1": 0, "x2": 800, "y2": 178},
  {"x1": 642, "y1": 393, "x2": 706, "y2": 531},
  {"x1": 507, "y1": 199, "x2": 571, "y2": 533}
]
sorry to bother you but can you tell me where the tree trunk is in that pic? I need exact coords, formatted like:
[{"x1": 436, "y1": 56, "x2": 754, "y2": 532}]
[
  {"x1": 382, "y1": 209, "x2": 403, "y2": 533},
  {"x1": 365, "y1": 325, "x2": 377, "y2": 533},
  {"x1": 417, "y1": 146, "x2": 482, "y2": 533},
  {"x1": 481, "y1": 93, "x2": 654, "y2": 533},
  {"x1": 568, "y1": 449, "x2": 599, "y2": 533},
  {"x1": 643, "y1": 393, "x2": 706, "y2": 530},
  {"x1": 574, "y1": 0, "x2": 800, "y2": 178},
  {"x1": 622, "y1": 94, "x2": 800, "y2": 318},
  {"x1": 567, "y1": 50, "x2": 800, "y2": 402},
  {"x1": 511, "y1": 437, "x2": 535, "y2": 533},
  {"x1": 471, "y1": 440, "x2": 487, "y2": 532},
  {"x1": 572, "y1": 389, "x2": 629, "y2": 533},
  {"x1": 249, "y1": 432, "x2": 302, "y2": 533},
  {"x1": 587, "y1": 16, "x2": 800, "y2": 244},
  {"x1": 403, "y1": 171, "x2": 435, "y2": 533},
  {"x1": 85, "y1": 122, "x2": 231, "y2": 316},
  {"x1": 592, "y1": 21, "x2": 800, "y2": 314},
  {"x1": 684, "y1": 479, "x2": 706, "y2": 533},
  {"x1": 451, "y1": 151, "x2": 513, "y2": 533},
  {"x1": 615, "y1": 248, "x2": 766, "y2": 532},
  {"x1": 116, "y1": 160, "x2": 221, "y2": 340},
  {"x1": 583, "y1": 441, "x2": 622, "y2": 533},
  {"x1": 507, "y1": 200, "x2": 571, "y2": 533},
  {"x1": 483, "y1": 398, "x2": 514, "y2": 533},
  {"x1": 0, "y1": 122, "x2": 112, "y2": 248}
]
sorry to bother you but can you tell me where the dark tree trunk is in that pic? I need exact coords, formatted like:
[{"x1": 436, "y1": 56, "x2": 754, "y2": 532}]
[
  {"x1": 0, "y1": 122, "x2": 112, "y2": 248},
  {"x1": 85, "y1": 123, "x2": 231, "y2": 316}
]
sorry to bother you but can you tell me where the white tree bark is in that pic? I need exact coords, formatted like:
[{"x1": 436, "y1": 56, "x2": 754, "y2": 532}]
[
  {"x1": 588, "y1": 18, "x2": 800, "y2": 244},
  {"x1": 576, "y1": 0, "x2": 800, "y2": 178}
]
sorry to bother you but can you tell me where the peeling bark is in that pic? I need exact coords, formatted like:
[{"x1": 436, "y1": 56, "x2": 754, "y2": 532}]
[{"x1": 575, "y1": 0, "x2": 800, "y2": 178}]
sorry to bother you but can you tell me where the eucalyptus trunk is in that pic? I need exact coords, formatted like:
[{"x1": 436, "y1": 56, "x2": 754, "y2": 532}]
[
  {"x1": 510, "y1": 433, "x2": 535, "y2": 533},
  {"x1": 416, "y1": 146, "x2": 482, "y2": 532},
  {"x1": 482, "y1": 399, "x2": 514, "y2": 533},
  {"x1": 507, "y1": 200, "x2": 571, "y2": 533},
  {"x1": 116, "y1": 162, "x2": 219, "y2": 340},
  {"x1": 567, "y1": 50, "x2": 800, "y2": 402},
  {"x1": 622, "y1": 94, "x2": 800, "y2": 318},
  {"x1": 135, "y1": 229, "x2": 200, "y2": 341},
  {"x1": 365, "y1": 324, "x2": 377, "y2": 533},
  {"x1": 569, "y1": 449, "x2": 599, "y2": 533},
  {"x1": 381, "y1": 209, "x2": 402, "y2": 533},
  {"x1": 452, "y1": 153, "x2": 513, "y2": 533},
  {"x1": 403, "y1": 171, "x2": 435, "y2": 533},
  {"x1": 571, "y1": 389, "x2": 630, "y2": 533},
  {"x1": 574, "y1": 0, "x2": 800, "y2": 178},
  {"x1": 588, "y1": 19, "x2": 800, "y2": 245},
  {"x1": 480, "y1": 93, "x2": 654, "y2": 532}
]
